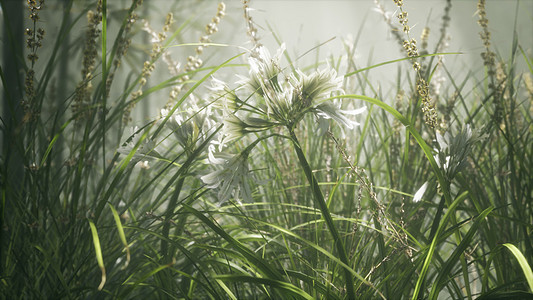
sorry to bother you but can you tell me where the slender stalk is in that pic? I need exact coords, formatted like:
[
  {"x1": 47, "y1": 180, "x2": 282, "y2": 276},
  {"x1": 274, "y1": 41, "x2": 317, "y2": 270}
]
[
  {"x1": 158, "y1": 175, "x2": 185, "y2": 296},
  {"x1": 101, "y1": 0, "x2": 107, "y2": 172},
  {"x1": 161, "y1": 176, "x2": 185, "y2": 260},
  {"x1": 288, "y1": 128, "x2": 355, "y2": 299}
]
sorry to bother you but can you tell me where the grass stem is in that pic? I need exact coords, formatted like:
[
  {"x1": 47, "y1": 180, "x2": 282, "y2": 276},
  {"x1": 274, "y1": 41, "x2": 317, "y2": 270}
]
[{"x1": 288, "y1": 127, "x2": 356, "y2": 299}]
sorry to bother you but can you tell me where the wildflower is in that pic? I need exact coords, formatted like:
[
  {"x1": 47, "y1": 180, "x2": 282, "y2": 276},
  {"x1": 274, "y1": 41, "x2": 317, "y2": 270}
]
[
  {"x1": 434, "y1": 125, "x2": 485, "y2": 180},
  {"x1": 243, "y1": 43, "x2": 286, "y2": 97},
  {"x1": 200, "y1": 151, "x2": 252, "y2": 205},
  {"x1": 298, "y1": 68, "x2": 343, "y2": 106},
  {"x1": 237, "y1": 45, "x2": 365, "y2": 132},
  {"x1": 160, "y1": 100, "x2": 216, "y2": 154},
  {"x1": 209, "y1": 77, "x2": 237, "y2": 108},
  {"x1": 315, "y1": 103, "x2": 366, "y2": 131},
  {"x1": 223, "y1": 114, "x2": 275, "y2": 143},
  {"x1": 242, "y1": 0, "x2": 261, "y2": 48}
]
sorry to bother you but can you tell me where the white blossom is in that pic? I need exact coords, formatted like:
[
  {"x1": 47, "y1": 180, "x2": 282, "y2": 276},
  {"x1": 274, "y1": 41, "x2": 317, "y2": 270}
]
[
  {"x1": 200, "y1": 152, "x2": 252, "y2": 205},
  {"x1": 413, "y1": 181, "x2": 429, "y2": 203}
]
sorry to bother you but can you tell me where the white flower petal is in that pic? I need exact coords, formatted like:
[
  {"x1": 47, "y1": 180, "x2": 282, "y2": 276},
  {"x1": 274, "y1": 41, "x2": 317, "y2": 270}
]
[{"x1": 413, "y1": 181, "x2": 429, "y2": 203}]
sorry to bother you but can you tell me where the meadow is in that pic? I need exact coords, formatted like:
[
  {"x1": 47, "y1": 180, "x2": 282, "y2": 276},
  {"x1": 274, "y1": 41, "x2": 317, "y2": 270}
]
[{"x1": 1, "y1": 0, "x2": 532, "y2": 299}]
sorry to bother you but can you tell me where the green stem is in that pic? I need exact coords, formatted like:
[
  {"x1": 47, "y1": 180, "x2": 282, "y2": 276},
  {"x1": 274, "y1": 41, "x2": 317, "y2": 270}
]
[
  {"x1": 326, "y1": 94, "x2": 454, "y2": 299},
  {"x1": 101, "y1": 0, "x2": 107, "y2": 172},
  {"x1": 161, "y1": 175, "x2": 185, "y2": 260},
  {"x1": 288, "y1": 128, "x2": 355, "y2": 299}
]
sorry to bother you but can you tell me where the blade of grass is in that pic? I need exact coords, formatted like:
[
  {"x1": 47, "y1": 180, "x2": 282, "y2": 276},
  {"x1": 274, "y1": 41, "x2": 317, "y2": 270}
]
[
  {"x1": 108, "y1": 203, "x2": 130, "y2": 269},
  {"x1": 183, "y1": 204, "x2": 281, "y2": 279},
  {"x1": 215, "y1": 274, "x2": 314, "y2": 300},
  {"x1": 429, "y1": 206, "x2": 494, "y2": 299},
  {"x1": 88, "y1": 220, "x2": 106, "y2": 291},
  {"x1": 288, "y1": 128, "x2": 356, "y2": 299},
  {"x1": 101, "y1": 0, "x2": 108, "y2": 173},
  {"x1": 503, "y1": 243, "x2": 533, "y2": 292},
  {"x1": 344, "y1": 52, "x2": 461, "y2": 77}
]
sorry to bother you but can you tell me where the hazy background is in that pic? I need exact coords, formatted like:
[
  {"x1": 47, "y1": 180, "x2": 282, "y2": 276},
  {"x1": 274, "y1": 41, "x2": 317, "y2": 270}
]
[{"x1": 2, "y1": 0, "x2": 532, "y2": 123}]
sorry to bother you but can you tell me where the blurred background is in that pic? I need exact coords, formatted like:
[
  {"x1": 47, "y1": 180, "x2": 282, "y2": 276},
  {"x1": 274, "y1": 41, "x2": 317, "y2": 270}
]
[{"x1": 2, "y1": 0, "x2": 532, "y2": 123}]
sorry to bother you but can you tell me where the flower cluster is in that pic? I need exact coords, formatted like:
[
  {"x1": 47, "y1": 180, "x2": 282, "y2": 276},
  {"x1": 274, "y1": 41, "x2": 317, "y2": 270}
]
[
  {"x1": 392, "y1": 0, "x2": 438, "y2": 128},
  {"x1": 229, "y1": 45, "x2": 364, "y2": 136},
  {"x1": 477, "y1": 0, "x2": 504, "y2": 123},
  {"x1": 440, "y1": 0, "x2": 452, "y2": 37},
  {"x1": 417, "y1": 78, "x2": 438, "y2": 128},
  {"x1": 160, "y1": 99, "x2": 216, "y2": 155},
  {"x1": 106, "y1": 0, "x2": 142, "y2": 98},
  {"x1": 397, "y1": 11, "x2": 410, "y2": 34},
  {"x1": 477, "y1": 0, "x2": 495, "y2": 72},
  {"x1": 183, "y1": 3, "x2": 226, "y2": 80},
  {"x1": 163, "y1": 2, "x2": 226, "y2": 109},
  {"x1": 420, "y1": 27, "x2": 430, "y2": 51},
  {"x1": 72, "y1": 0, "x2": 102, "y2": 121},
  {"x1": 434, "y1": 125, "x2": 485, "y2": 181},
  {"x1": 199, "y1": 44, "x2": 365, "y2": 205},
  {"x1": 242, "y1": 0, "x2": 261, "y2": 49},
  {"x1": 23, "y1": 0, "x2": 45, "y2": 121}
]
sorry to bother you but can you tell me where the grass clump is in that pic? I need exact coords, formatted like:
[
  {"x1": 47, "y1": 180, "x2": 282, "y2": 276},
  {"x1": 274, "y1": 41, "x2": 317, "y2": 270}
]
[{"x1": 1, "y1": 0, "x2": 531, "y2": 299}]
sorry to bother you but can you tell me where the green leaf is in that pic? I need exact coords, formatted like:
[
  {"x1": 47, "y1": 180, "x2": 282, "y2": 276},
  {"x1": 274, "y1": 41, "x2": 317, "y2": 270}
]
[
  {"x1": 344, "y1": 52, "x2": 461, "y2": 77},
  {"x1": 503, "y1": 243, "x2": 533, "y2": 292},
  {"x1": 476, "y1": 290, "x2": 533, "y2": 300},
  {"x1": 88, "y1": 220, "x2": 106, "y2": 290},
  {"x1": 183, "y1": 204, "x2": 281, "y2": 279},
  {"x1": 108, "y1": 203, "x2": 130, "y2": 269},
  {"x1": 215, "y1": 274, "x2": 314, "y2": 300},
  {"x1": 429, "y1": 206, "x2": 494, "y2": 299}
]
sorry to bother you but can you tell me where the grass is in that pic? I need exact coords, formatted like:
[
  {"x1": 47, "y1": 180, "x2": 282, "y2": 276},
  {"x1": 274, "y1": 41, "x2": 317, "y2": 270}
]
[{"x1": 1, "y1": 0, "x2": 532, "y2": 299}]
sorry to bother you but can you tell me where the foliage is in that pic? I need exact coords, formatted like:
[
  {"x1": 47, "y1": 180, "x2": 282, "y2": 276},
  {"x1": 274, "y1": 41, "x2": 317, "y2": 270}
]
[{"x1": 1, "y1": 0, "x2": 531, "y2": 299}]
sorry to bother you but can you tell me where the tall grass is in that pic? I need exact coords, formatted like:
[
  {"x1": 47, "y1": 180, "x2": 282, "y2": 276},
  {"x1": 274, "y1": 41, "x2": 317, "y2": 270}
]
[{"x1": 1, "y1": 0, "x2": 532, "y2": 299}]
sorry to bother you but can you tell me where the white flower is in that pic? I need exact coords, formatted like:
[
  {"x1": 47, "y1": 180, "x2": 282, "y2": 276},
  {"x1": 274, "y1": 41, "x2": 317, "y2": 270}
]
[
  {"x1": 200, "y1": 152, "x2": 252, "y2": 205},
  {"x1": 433, "y1": 125, "x2": 484, "y2": 180},
  {"x1": 250, "y1": 44, "x2": 285, "y2": 81},
  {"x1": 222, "y1": 114, "x2": 248, "y2": 143},
  {"x1": 315, "y1": 103, "x2": 366, "y2": 130},
  {"x1": 298, "y1": 68, "x2": 344, "y2": 106},
  {"x1": 222, "y1": 44, "x2": 366, "y2": 137},
  {"x1": 161, "y1": 100, "x2": 215, "y2": 153},
  {"x1": 413, "y1": 181, "x2": 429, "y2": 203},
  {"x1": 242, "y1": 44, "x2": 286, "y2": 98},
  {"x1": 209, "y1": 77, "x2": 238, "y2": 113}
]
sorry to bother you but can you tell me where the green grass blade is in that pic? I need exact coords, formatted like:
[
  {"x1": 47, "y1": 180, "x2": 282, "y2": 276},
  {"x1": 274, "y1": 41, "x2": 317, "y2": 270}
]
[
  {"x1": 344, "y1": 52, "x2": 461, "y2": 77},
  {"x1": 288, "y1": 128, "x2": 355, "y2": 299},
  {"x1": 413, "y1": 191, "x2": 468, "y2": 299},
  {"x1": 503, "y1": 243, "x2": 533, "y2": 292},
  {"x1": 215, "y1": 274, "x2": 314, "y2": 300},
  {"x1": 39, "y1": 119, "x2": 71, "y2": 168},
  {"x1": 429, "y1": 206, "x2": 494, "y2": 299},
  {"x1": 108, "y1": 203, "x2": 130, "y2": 269},
  {"x1": 214, "y1": 279, "x2": 238, "y2": 300},
  {"x1": 183, "y1": 204, "x2": 281, "y2": 279},
  {"x1": 88, "y1": 220, "x2": 106, "y2": 291}
]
